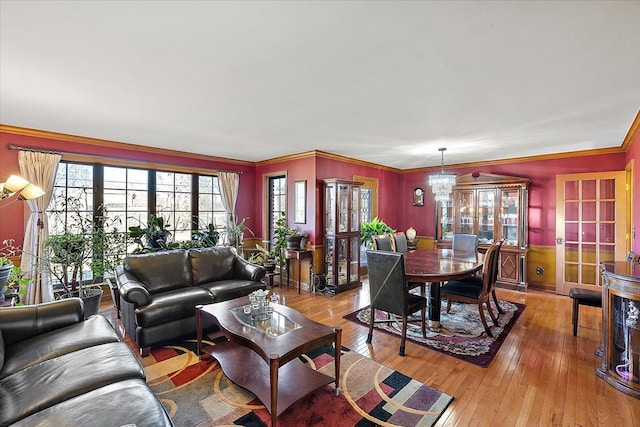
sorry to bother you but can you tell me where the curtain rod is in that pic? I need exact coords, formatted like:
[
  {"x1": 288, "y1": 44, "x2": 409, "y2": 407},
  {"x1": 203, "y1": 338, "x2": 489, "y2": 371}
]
[{"x1": 6, "y1": 144, "x2": 243, "y2": 174}]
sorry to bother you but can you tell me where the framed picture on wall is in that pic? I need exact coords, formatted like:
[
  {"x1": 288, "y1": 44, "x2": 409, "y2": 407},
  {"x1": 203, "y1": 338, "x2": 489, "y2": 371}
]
[{"x1": 294, "y1": 180, "x2": 306, "y2": 223}]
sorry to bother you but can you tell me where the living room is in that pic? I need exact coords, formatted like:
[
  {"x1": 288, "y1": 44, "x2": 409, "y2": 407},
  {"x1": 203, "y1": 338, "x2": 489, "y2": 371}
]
[{"x1": 1, "y1": 1, "x2": 640, "y2": 426}]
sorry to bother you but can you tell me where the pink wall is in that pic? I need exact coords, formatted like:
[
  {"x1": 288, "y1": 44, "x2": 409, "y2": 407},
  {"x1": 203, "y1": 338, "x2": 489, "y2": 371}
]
[
  {"x1": 255, "y1": 154, "x2": 403, "y2": 246},
  {"x1": 1, "y1": 129, "x2": 633, "y2": 253},
  {"x1": 626, "y1": 129, "x2": 640, "y2": 253},
  {"x1": 403, "y1": 152, "x2": 627, "y2": 246},
  {"x1": 0, "y1": 131, "x2": 257, "y2": 248},
  {"x1": 254, "y1": 156, "x2": 317, "y2": 243}
]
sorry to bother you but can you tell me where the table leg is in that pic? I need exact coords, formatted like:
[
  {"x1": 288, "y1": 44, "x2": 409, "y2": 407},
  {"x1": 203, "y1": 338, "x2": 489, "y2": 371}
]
[
  {"x1": 269, "y1": 354, "x2": 280, "y2": 427},
  {"x1": 196, "y1": 305, "x2": 203, "y2": 359},
  {"x1": 334, "y1": 327, "x2": 342, "y2": 396},
  {"x1": 427, "y1": 282, "x2": 442, "y2": 332},
  {"x1": 297, "y1": 259, "x2": 302, "y2": 294},
  {"x1": 286, "y1": 258, "x2": 291, "y2": 288}
]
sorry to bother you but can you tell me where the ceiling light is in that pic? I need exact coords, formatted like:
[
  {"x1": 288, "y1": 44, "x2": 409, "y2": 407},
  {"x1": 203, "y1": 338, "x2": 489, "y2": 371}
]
[{"x1": 428, "y1": 148, "x2": 456, "y2": 203}]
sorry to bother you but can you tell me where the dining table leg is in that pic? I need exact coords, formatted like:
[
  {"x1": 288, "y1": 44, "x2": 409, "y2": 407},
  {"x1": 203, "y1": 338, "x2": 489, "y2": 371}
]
[{"x1": 427, "y1": 281, "x2": 442, "y2": 332}]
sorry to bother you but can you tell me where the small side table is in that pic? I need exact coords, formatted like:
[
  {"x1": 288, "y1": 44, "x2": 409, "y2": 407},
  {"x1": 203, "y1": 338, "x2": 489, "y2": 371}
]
[
  {"x1": 263, "y1": 272, "x2": 280, "y2": 289},
  {"x1": 285, "y1": 249, "x2": 313, "y2": 294}
]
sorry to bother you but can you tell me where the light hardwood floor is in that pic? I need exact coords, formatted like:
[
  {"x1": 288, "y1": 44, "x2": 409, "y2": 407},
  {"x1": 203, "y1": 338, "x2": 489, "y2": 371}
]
[{"x1": 104, "y1": 281, "x2": 640, "y2": 426}]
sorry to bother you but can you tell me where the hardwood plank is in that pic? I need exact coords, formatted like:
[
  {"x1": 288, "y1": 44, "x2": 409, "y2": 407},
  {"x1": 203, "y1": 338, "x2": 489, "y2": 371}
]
[{"x1": 101, "y1": 281, "x2": 640, "y2": 426}]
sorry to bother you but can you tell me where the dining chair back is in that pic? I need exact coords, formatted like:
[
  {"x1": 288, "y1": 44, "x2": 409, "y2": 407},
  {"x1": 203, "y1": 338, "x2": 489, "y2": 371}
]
[
  {"x1": 372, "y1": 234, "x2": 394, "y2": 251},
  {"x1": 365, "y1": 250, "x2": 427, "y2": 356},
  {"x1": 441, "y1": 240, "x2": 502, "y2": 337},
  {"x1": 392, "y1": 232, "x2": 408, "y2": 253},
  {"x1": 452, "y1": 233, "x2": 479, "y2": 253}
]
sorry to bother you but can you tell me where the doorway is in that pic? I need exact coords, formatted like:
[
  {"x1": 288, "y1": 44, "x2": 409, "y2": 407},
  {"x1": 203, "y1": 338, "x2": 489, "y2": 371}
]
[{"x1": 555, "y1": 171, "x2": 628, "y2": 295}]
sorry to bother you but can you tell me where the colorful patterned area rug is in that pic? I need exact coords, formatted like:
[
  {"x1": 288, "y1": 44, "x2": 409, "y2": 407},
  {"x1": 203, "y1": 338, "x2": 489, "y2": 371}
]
[
  {"x1": 141, "y1": 340, "x2": 453, "y2": 427},
  {"x1": 343, "y1": 299, "x2": 525, "y2": 368}
]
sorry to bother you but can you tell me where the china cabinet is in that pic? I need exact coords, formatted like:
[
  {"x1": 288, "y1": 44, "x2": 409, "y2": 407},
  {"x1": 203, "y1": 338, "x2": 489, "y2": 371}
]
[
  {"x1": 436, "y1": 173, "x2": 529, "y2": 291},
  {"x1": 598, "y1": 262, "x2": 640, "y2": 398},
  {"x1": 324, "y1": 178, "x2": 363, "y2": 293}
]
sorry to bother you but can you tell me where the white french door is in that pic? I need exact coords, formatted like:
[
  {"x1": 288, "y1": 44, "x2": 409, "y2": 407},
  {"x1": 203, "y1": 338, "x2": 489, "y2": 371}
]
[{"x1": 555, "y1": 171, "x2": 628, "y2": 295}]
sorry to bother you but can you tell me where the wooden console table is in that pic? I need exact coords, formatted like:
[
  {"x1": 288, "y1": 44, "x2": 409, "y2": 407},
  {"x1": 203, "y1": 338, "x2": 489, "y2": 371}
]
[
  {"x1": 285, "y1": 249, "x2": 313, "y2": 294},
  {"x1": 598, "y1": 261, "x2": 640, "y2": 398}
]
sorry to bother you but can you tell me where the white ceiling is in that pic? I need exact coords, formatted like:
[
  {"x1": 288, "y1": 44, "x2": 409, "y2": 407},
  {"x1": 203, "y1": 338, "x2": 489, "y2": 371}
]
[{"x1": 1, "y1": 1, "x2": 639, "y2": 169}]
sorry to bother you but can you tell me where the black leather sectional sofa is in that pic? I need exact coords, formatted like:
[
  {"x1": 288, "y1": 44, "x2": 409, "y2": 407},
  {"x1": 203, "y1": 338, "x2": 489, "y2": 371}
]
[
  {"x1": 0, "y1": 298, "x2": 173, "y2": 427},
  {"x1": 116, "y1": 246, "x2": 266, "y2": 355}
]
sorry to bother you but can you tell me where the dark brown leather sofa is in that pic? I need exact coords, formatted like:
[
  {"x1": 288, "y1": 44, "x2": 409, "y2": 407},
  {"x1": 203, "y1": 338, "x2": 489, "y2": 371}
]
[
  {"x1": 116, "y1": 246, "x2": 266, "y2": 355},
  {"x1": 0, "y1": 298, "x2": 173, "y2": 427}
]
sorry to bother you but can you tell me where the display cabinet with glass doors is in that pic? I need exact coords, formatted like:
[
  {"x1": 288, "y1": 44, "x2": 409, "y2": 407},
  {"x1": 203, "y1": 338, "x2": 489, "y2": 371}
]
[
  {"x1": 435, "y1": 173, "x2": 530, "y2": 291},
  {"x1": 324, "y1": 178, "x2": 363, "y2": 293},
  {"x1": 598, "y1": 262, "x2": 640, "y2": 398}
]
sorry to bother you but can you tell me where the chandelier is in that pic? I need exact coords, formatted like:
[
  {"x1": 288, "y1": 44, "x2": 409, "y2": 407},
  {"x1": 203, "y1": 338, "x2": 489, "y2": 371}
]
[{"x1": 428, "y1": 148, "x2": 456, "y2": 203}]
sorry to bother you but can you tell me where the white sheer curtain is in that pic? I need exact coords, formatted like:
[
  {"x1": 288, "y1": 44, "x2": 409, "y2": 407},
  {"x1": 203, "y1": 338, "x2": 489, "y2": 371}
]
[
  {"x1": 19, "y1": 151, "x2": 61, "y2": 304},
  {"x1": 218, "y1": 171, "x2": 240, "y2": 227}
]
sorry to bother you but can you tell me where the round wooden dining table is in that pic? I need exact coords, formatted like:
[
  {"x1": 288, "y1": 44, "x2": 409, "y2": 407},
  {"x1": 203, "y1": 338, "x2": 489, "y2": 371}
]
[{"x1": 404, "y1": 248, "x2": 484, "y2": 331}]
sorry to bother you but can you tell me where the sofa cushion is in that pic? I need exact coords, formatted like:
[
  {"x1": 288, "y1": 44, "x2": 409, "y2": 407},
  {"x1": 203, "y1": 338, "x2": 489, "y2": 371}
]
[
  {"x1": 124, "y1": 250, "x2": 192, "y2": 294},
  {"x1": 11, "y1": 379, "x2": 173, "y2": 427},
  {"x1": 199, "y1": 279, "x2": 266, "y2": 302},
  {"x1": 189, "y1": 246, "x2": 236, "y2": 285},
  {"x1": 0, "y1": 315, "x2": 120, "y2": 380},
  {"x1": 135, "y1": 286, "x2": 214, "y2": 328},
  {"x1": 0, "y1": 342, "x2": 145, "y2": 426}
]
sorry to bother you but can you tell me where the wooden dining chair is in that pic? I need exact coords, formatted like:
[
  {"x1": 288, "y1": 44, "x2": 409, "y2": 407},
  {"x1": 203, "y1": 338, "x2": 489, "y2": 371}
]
[
  {"x1": 392, "y1": 232, "x2": 408, "y2": 253},
  {"x1": 452, "y1": 233, "x2": 479, "y2": 253},
  {"x1": 365, "y1": 250, "x2": 427, "y2": 356},
  {"x1": 441, "y1": 241, "x2": 502, "y2": 337},
  {"x1": 372, "y1": 234, "x2": 394, "y2": 251}
]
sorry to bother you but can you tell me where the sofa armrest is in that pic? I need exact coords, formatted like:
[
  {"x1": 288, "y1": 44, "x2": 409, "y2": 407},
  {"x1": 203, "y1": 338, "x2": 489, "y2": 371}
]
[
  {"x1": 0, "y1": 298, "x2": 84, "y2": 347},
  {"x1": 234, "y1": 256, "x2": 266, "y2": 282},
  {"x1": 116, "y1": 264, "x2": 151, "y2": 307}
]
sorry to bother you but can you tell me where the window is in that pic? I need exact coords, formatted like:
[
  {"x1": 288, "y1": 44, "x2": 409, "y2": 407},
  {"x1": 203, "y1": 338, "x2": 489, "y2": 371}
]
[
  {"x1": 47, "y1": 161, "x2": 227, "y2": 281},
  {"x1": 268, "y1": 176, "x2": 286, "y2": 245}
]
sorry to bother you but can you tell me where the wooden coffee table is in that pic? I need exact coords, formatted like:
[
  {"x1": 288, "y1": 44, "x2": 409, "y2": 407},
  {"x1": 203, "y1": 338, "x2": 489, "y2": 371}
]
[{"x1": 196, "y1": 298, "x2": 341, "y2": 427}]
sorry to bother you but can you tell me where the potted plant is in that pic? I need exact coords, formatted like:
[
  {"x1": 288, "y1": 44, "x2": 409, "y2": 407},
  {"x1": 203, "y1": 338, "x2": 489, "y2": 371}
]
[
  {"x1": 191, "y1": 221, "x2": 220, "y2": 247},
  {"x1": 46, "y1": 189, "x2": 126, "y2": 317},
  {"x1": 128, "y1": 214, "x2": 177, "y2": 253},
  {"x1": 248, "y1": 243, "x2": 277, "y2": 273},
  {"x1": 360, "y1": 217, "x2": 394, "y2": 249},
  {"x1": 270, "y1": 212, "x2": 306, "y2": 268},
  {"x1": 225, "y1": 216, "x2": 254, "y2": 248}
]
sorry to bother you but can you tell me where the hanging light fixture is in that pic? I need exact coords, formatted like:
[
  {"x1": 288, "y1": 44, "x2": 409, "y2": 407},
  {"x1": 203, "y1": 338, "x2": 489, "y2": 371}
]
[{"x1": 428, "y1": 148, "x2": 456, "y2": 203}]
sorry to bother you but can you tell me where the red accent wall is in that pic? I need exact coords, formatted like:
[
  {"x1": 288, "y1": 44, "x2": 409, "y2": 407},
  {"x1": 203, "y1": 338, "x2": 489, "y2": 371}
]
[
  {"x1": 0, "y1": 131, "x2": 257, "y2": 247},
  {"x1": 626, "y1": 131, "x2": 640, "y2": 253},
  {"x1": 403, "y1": 152, "x2": 627, "y2": 246},
  {"x1": 0, "y1": 130, "x2": 632, "y2": 254},
  {"x1": 255, "y1": 156, "x2": 317, "y2": 243}
]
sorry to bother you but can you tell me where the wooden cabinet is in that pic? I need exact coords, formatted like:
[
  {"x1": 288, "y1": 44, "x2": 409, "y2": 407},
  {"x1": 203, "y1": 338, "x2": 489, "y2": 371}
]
[
  {"x1": 598, "y1": 262, "x2": 640, "y2": 398},
  {"x1": 436, "y1": 173, "x2": 529, "y2": 291},
  {"x1": 324, "y1": 178, "x2": 363, "y2": 293}
]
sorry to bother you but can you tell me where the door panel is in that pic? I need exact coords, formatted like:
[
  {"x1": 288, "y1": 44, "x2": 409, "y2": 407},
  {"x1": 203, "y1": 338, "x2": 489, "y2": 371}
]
[{"x1": 555, "y1": 171, "x2": 627, "y2": 295}]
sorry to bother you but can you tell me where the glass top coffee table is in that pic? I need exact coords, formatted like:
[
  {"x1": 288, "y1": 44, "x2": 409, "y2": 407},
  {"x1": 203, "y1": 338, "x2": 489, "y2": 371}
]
[{"x1": 196, "y1": 297, "x2": 342, "y2": 427}]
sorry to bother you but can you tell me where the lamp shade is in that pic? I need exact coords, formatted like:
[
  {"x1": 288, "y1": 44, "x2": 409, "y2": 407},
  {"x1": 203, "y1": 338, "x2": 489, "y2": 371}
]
[
  {"x1": 18, "y1": 183, "x2": 46, "y2": 200},
  {"x1": 4, "y1": 175, "x2": 30, "y2": 193}
]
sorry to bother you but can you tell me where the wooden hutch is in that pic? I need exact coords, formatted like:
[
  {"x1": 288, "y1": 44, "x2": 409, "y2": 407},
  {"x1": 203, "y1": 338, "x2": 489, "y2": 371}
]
[
  {"x1": 436, "y1": 173, "x2": 529, "y2": 291},
  {"x1": 323, "y1": 178, "x2": 363, "y2": 293}
]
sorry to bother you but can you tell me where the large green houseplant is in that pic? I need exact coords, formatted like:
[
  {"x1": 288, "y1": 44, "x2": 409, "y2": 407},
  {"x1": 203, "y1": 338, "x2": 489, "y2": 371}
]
[
  {"x1": 360, "y1": 217, "x2": 394, "y2": 248},
  {"x1": 46, "y1": 190, "x2": 126, "y2": 316}
]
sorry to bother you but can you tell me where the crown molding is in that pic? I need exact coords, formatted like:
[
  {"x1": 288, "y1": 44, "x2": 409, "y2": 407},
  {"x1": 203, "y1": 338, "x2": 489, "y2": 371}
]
[
  {"x1": 621, "y1": 109, "x2": 640, "y2": 151},
  {"x1": 401, "y1": 146, "x2": 625, "y2": 174},
  {"x1": 0, "y1": 124, "x2": 255, "y2": 167}
]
